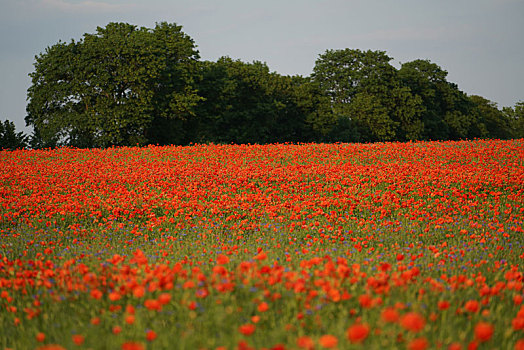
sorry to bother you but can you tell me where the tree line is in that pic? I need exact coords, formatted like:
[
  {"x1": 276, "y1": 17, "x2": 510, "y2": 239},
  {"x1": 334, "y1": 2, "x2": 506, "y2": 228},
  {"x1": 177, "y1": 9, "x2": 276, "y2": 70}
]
[{"x1": 1, "y1": 22, "x2": 523, "y2": 149}]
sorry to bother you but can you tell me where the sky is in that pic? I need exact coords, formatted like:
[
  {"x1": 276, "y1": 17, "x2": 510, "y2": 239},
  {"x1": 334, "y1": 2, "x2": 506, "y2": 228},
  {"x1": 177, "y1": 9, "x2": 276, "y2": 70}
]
[{"x1": 1, "y1": 0, "x2": 523, "y2": 133}]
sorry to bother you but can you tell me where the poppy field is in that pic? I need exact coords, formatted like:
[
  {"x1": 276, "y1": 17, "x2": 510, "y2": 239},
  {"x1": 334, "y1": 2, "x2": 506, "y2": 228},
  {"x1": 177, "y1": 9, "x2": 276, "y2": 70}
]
[{"x1": 1, "y1": 139, "x2": 523, "y2": 350}]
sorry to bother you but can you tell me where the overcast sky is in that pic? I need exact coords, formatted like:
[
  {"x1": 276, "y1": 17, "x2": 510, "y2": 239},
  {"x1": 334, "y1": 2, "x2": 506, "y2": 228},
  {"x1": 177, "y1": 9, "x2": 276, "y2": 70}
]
[{"x1": 1, "y1": 0, "x2": 523, "y2": 133}]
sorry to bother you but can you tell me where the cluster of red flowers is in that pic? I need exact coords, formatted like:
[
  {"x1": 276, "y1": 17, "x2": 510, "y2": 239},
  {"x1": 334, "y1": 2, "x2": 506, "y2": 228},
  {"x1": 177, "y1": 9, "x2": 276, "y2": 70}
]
[{"x1": 0, "y1": 139, "x2": 523, "y2": 349}]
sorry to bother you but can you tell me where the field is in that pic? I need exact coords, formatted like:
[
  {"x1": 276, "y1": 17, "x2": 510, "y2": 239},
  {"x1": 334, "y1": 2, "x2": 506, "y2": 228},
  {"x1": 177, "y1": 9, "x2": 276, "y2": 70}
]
[{"x1": 1, "y1": 140, "x2": 523, "y2": 350}]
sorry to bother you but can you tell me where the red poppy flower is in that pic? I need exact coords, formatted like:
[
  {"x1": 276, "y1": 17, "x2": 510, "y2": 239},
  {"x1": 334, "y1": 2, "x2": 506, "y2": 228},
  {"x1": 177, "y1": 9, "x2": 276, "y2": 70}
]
[
  {"x1": 318, "y1": 334, "x2": 338, "y2": 348},
  {"x1": 121, "y1": 342, "x2": 145, "y2": 350},
  {"x1": 381, "y1": 307, "x2": 399, "y2": 323},
  {"x1": 239, "y1": 323, "x2": 256, "y2": 336},
  {"x1": 474, "y1": 322, "x2": 494, "y2": 342},
  {"x1": 146, "y1": 330, "x2": 157, "y2": 341},
  {"x1": 36, "y1": 332, "x2": 46, "y2": 342},
  {"x1": 36, "y1": 346, "x2": 66, "y2": 350},
  {"x1": 257, "y1": 302, "x2": 269, "y2": 312},
  {"x1": 438, "y1": 300, "x2": 450, "y2": 310},
  {"x1": 296, "y1": 336, "x2": 314, "y2": 349},
  {"x1": 400, "y1": 312, "x2": 426, "y2": 333},
  {"x1": 217, "y1": 254, "x2": 230, "y2": 265},
  {"x1": 515, "y1": 339, "x2": 524, "y2": 350},
  {"x1": 464, "y1": 300, "x2": 479, "y2": 313},
  {"x1": 347, "y1": 323, "x2": 370, "y2": 343},
  {"x1": 125, "y1": 314, "x2": 135, "y2": 325},
  {"x1": 72, "y1": 334, "x2": 85, "y2": 346},
  {"x1": 408, "y1": 337, "x2": 429, "y2": 350}
]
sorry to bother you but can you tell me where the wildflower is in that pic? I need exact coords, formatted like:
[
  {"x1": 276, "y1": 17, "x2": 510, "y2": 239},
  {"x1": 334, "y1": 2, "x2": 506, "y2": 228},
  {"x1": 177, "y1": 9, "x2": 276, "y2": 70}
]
[
  {"x1": 146, "y1": 330, "x2": 157, "y2": 341},
  {"x1": 318, "y1": 334, "x2": 338, "y2": 348},
  {"x1": 474, "y1": 322, "x2": 494, "y2": 342},
  {"x1": 408, "y1": 337, "x2": 429, "y2": 350},
  {"x1": 113, "y1": 326, "x2": 122, "y2": 335},
  {"x1": 126, "y1": 305, "x2": 135, "y2": 314},
  {"x1": 515, "y1": 339, "x2": 524, "y2": 350},
  {"x1": 358, "y1": 294, "x2": 373, "y2": 308},
  {"x1": 271, "y1": 344, "x2": 286, "y2": 350},
  {"x1": 183, "y1": 280, "x2": 195, "y2": 289},
  {"x1": 132, "y1": 286, "x2": 145, "y2": 298},
  {"x1": 90, "y1": 289, "x2": 103, "y2": 300},
  {"x1": 513, "y1": 317, "x2": 524, "y2": 330},
  {"x1": 125, "y1": 314, "x2": 135, "y2": 325},
  {"x1": 254, "y1": 251, "x2": 267, "y2": 261},
  {"x1": 257, "y1": 302, "x2": 269, "y2": 312},
  {"x1": 347, "y1": 323, "x2": 369, "y2": 343},
  {"x1": 158, "y1": 293, "x2": 171, "y2": 305},
  {"x1": 36, "y1": 346, "x2": 66, "y2": 350},
  {"x1": 144, "y1": 299, "x2": 161, "y2": 311},
  {"x1": 447, "y1": 343, "x2": 462, "y2": 350},
  {"x1": 237, "y1": 340, "x2": 254, "y2": 350},
  {"x1": 72, "y1": 334, "x2": 85, "y2": 346},
  {"x1": 188, "y1": 301, "x2": 197, "y2": 310},
  {"x1": 296, "y1": 336, "x2": 314, "y2": 349},
  {"x1": 464, "y1": 300, "x2": 479, "y2": 313},
  {"x1": 121, "y1": 342, "x2": 145, "y2": 350},
  {"x1": 400, "y1": 312, "x2": 425, "y2": 333},
  {"x1": 217, "y1": 254, "x2": 230, "y2": 265},
  {"x1": 381, "y1": 307, "x2": 399, "y2": 323},
  {"x1": 239, "y1": 323, "x2": 256, "y2": 336},
  {"x1": 109, "y1": 291, "x2": 121, "y2": 301},
  {"x1": 438, "y1": 300, "x2": 450, "y2": 310},
  {"x1": 468, "y1": 340, "x2": 478, "y2": 350},
  {"x1": 36, "y1": 332, "x2": 46, "y2": 342}
]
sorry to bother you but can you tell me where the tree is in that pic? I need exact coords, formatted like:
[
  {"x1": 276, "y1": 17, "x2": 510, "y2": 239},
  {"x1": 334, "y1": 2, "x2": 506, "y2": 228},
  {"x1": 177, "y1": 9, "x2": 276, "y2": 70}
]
[
  {"x1": 312, "y1": 49, "x2": 423, "y2": 142},
  {"x1": 194, "y1": 58, "x2": 279, "y2": 144},
  {"x1": 0, "y1": 120, "x2": 29, "y2": 150},
  {"x1": 398, "y1": 59, "x2": 485, "y2": 141},
  {"x1": 398, "y1": 59, "x2": 449, "y2": 140},
  {"x1": 347, "y1": 92, "x2": 397, "y2": 141},
  {"x1": 503, "y1": 101, "x2": 524, "y2": 139},
  {"x1": 440, "y1": 83, "x2": 480, "y2": 140},
  {"x1": 468, "y1": 95, "x2": 512, "y2": 139},
  {"x1": 194, "y1": 57, "x2": 334, "y2": 144},
  {"x1": 26, "y1": 22, "x2": 200, "y2": 148},
  {"x1": 290, "y1": 76, "x2": 336, "y2": 141},
  {"x1": 312, "y1": 49, "x2": 397, "y2": 107}
]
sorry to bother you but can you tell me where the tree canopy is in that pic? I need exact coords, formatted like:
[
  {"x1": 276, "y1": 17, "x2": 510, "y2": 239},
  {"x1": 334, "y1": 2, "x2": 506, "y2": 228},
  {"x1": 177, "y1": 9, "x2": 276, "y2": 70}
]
[
  {"x1": 26, "y1": 22, "x2": 200, "y2": 148},
  {"x1": 24, "y1": 22, "x2": 522, "y2": 148},
  {"x1": 503, "y1": 101, "x2": 524, "y2": 139},
  {"x1": 0, "y1": 120, "x2": 29, "y2": 150},
  {"x1": 193, "y1": 57, "x2": 334, "y2": 144},
  {"x1": 312, "y1": 49, "x2": 424, "y2": 142}
]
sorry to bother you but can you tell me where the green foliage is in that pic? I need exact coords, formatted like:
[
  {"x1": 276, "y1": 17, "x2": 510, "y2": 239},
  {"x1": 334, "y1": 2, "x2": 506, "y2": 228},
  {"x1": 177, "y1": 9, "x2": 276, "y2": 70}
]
[
  {"x1": 398, "y1": 59, "x2": 488, "y2": 140},
  {"x1": 195, "y1": 58, "x2": 278, "y2": 144},
  {"x1": 292, "y1": 77, "x2": 336, "y2": 139},
  {"x1": 194, "y1": 58, "x2": 335, "y2": 144},
  {"x1": 398, "y1": 59, "x2": 451, "y2": 140},
  {"x1": 503, "y1": 101, "x2": 524, "y2": 138},
  {"x1": 24, "y1": 22, "x2": 521, "y2": 146},
  {"x1": 0, "y1": 119, "x2": 28, "y2": 150},
  {"x1": 468, "y1": 95, "x2": 512, "y2": 139},
  {"x1": 347, "y1": 92, "x2": 397, "y2": 141},
  {"x1": 312, "y1": 49, "x2": 424, "y2": 142},
  {"x1": 26, "y1": 22, "x2": 200, "y2": 148},
  {"x1": 312, "y1": 49, "x2": 397, "y2": 105}
]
